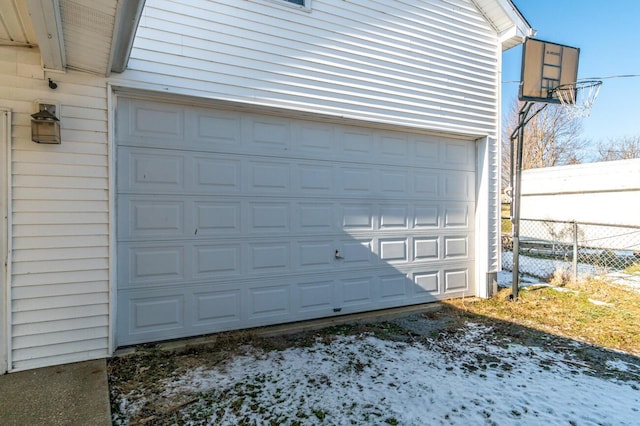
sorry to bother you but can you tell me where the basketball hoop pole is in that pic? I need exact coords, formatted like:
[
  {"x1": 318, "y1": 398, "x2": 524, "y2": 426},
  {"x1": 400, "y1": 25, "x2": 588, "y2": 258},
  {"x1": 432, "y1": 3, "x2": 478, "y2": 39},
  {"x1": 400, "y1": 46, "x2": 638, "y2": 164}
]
[{"x1": 509, "y1": 102, "x2": 547, "y2": 301}]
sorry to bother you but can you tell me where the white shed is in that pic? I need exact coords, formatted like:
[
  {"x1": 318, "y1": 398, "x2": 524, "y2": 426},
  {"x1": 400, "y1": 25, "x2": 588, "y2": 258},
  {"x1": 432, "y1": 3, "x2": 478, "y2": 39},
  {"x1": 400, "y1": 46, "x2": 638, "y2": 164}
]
[
  {"x1": 521, "y1": 159, "x2": 640, "y2": 226},
  {"x1": 0, "y1": 0, "x2": 531, "y2": 372}
]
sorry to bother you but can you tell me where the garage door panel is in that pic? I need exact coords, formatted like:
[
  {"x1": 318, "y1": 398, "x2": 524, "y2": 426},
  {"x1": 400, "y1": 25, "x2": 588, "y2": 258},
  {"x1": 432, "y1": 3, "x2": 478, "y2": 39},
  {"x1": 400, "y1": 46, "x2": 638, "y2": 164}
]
[
  {"x1": 249, "y1": 202, "x2": 290, "y2": 233},
  {"x1": 340, "y1": 276, "x2": 375, "y2": 307},
  {"x1": 444, "y1": 269, "x2": 470, "y2": 293},
  {"x1": 194, "y1": 156, "x2": 242, "y2": 192},
  {"x1": 379, "y1": 238, "x2": 408, "y2": 263},
  {"x1": 414, "y1": 137, "x2": 440, "y2": 163},
  {"x1": 192, "y1": 110, "x2": 242, "y2": 146},
  {"x1": 442, "y1": 171, "x2": 474, "y2": 200},
  {"x1": 379, "y1": 205, "x2": 409, "y2": 229},
  {"x1": 444, "y1": 204, "x2": 472, "y2": 228},
  {"x1": 414, "y1": 237, "x2": 439, "y2": 260},
  {"x1": 192, "y1": 289, "x2": 242, "y2": 327},
  {"x1": 342, "y1": 205, "x2": 374, "y2": 230},
  {"x1": 414, "y1": 172, "x2": 439, "y2": 197},
  {"x1": 380, "y1": 169, "x2": 409, "y2": 194},
  {"x1": 117, "y1": 244, "x2": 187, "y2": 286},
  {"x1": 379, "y1": 274, "x2": 410, "y2": 301},
  {"x1": 194, "y1": 244, "x2": 242, "y2": 277},
  {"x1": 249, "y1": 242, "x2": 290, "y2": 272},
  {"x1": 296, "y1": 240, "x2": 334, "y2": 269},
  {"x1": 296, "y1": 122, "x2": 335, "y2": 153},
  {"x1": 414, "y1": 205, "x2": 440, "y2": 228},
  {"x1": 194, "y1": 201, "x2": 242, "y2": 235},
  {"x1": 297, "y1": 279, "x2": 336, "y2": 314},
  {"x1": 249, "y1": 161, "x2": 291, "y2": 192},
  {"x1": 116, "y1": 97, "x2": 477, "y2": 346},
  {"x1": 339, "y1": 239, "x2": 374, "y2": 265},
  {"x1": 246, "y1": 115, "x2": 292, "y2": 152},
  {"x1": 118, "y1": 198, "x2": 186, "y2": 240},
  {"x1": 117, "y1": 148, "x2": 186, "y2": 192},
  {"x1": 296, "y1": 163, "x2": 334, "y2": 193},
  {"x1": 444, "y1": 140, "x2": 475, "y2": 169},
  {"x1": 297, "y1": 203, "x2": 335, "y2": 232},
  {"x1": 380, "y1": 133, "x2": 410, "y2": 158},
  {"x1": 248, "y1": 285, "x2": 291, "y2": 320},
  {"x1": 122, "y1": 292, "x2": 184, "y2": 336},
  {"x1": 414, "y1": 271, "x2": 440, "y2": 294},
  {"x1": 444, "y1": 236, "x2": 469, "y2": 259},
  {"x1": 341, "y1": 128, "x2": 375, "y2": 157},
  {"x1": 340, "y1": 167, "x2": 373, "y2": 194},
  {"x1": 119, "y1": 99, "x2": 185, "y2": 146}
]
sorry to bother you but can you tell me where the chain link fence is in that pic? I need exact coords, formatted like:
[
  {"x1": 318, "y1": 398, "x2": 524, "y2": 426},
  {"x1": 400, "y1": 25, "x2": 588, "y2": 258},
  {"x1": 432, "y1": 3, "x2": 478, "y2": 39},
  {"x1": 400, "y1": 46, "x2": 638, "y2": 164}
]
[{"x1": 502, "y1": 218, "x2": 640, "y2": 281}]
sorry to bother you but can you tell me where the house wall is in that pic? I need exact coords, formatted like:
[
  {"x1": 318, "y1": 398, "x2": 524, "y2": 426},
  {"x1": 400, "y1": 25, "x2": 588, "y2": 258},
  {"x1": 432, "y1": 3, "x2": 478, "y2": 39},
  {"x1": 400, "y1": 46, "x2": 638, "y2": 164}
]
[
  {"x1": 112, "y1": 0, "x2": 505, "y2": 293},
  {"x1": 113, "y1": 0, "x2": 500, "y2": 138},
  {"x1": 0, "y1": 46, "x2": 110, "y2": 371},
  {"x1": 2, "y1": 0, "x2": 505, "y2": 370}
]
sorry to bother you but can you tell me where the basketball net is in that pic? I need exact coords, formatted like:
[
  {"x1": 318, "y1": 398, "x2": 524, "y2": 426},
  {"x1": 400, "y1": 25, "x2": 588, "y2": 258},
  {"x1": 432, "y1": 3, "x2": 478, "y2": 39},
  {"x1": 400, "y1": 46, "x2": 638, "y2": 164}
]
[{"x1": 549, "y1": 80, "x2": 603, "y2": 119}]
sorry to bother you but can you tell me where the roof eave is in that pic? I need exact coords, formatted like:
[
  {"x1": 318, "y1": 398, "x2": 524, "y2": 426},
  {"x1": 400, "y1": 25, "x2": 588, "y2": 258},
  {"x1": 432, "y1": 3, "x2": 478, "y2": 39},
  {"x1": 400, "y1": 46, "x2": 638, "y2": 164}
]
[
  {"x1": 471, "y1": 0, "x2": 534, "y2": 51},
  {"x1": 26, "y1": 0, "x2": 66, "y2": 72},
  {"x1": 108, "y1": 0, "x2": 146, "y2": 75}
]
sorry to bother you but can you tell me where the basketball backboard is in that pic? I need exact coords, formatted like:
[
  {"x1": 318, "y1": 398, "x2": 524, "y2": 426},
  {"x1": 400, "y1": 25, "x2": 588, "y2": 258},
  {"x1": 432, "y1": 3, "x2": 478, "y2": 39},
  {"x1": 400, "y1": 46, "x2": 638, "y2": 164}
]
[{"x1": 519, "y1": 38, "x2": 580, "y2": 104}]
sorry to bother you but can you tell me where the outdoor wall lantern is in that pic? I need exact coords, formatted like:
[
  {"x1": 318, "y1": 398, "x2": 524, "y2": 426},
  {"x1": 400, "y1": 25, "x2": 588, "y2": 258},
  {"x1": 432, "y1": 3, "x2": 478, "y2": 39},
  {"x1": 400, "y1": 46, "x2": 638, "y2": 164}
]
[{"x1": 31, "y1": 103, "x2": 61, "y2": 144}]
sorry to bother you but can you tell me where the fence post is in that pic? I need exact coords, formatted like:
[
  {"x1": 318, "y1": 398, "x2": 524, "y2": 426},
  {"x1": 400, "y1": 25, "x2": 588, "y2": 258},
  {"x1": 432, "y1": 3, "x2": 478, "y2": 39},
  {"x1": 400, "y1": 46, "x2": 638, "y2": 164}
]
[{"x1": 572, "y1": 221, "x2": 578, "y2": 283}]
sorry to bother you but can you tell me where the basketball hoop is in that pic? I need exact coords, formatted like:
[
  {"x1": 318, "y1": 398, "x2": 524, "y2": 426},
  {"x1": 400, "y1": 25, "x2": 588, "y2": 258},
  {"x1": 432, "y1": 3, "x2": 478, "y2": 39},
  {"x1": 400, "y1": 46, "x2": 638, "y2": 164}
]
[{"x1": 548, "y1": 80, "x2": 603, "y2": 119}]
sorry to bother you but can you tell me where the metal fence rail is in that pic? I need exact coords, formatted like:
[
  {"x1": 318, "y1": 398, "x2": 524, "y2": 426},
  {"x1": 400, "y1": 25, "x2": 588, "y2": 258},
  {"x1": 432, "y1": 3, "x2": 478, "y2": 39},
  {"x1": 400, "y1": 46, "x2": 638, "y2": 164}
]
[{"x1": 502, "y1": 218, "x2": 640, "y2": 281}]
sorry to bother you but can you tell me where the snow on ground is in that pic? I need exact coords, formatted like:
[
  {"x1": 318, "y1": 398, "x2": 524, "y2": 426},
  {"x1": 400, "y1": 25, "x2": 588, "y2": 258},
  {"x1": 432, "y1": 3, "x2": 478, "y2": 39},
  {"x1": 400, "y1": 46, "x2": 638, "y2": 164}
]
[
  {"x1": 114, "y1": 323, "x2": 640, "y2": 425},
  {"x1": 501, "y1": 252, "x2": 598, "y2": 283},
  {"x1": 500, "y1": 252, "x2": 640, "y2": 292},
  {"x1": 605, "y1": 272, "x2": 640, "y2": 291}
]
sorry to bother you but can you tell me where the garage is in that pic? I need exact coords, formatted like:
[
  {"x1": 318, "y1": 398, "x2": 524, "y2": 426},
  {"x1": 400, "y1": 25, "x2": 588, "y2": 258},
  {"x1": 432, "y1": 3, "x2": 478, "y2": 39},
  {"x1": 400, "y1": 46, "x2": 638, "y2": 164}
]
[{"x1": 115, "y1": 97, "x2": 476, "y2": 346}]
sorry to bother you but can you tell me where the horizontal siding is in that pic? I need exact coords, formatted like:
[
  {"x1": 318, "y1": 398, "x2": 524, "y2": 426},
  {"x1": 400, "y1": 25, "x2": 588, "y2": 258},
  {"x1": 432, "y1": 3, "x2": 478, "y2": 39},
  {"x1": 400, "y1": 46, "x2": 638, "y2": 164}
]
[
  {"x1": 115, "y1": 0, "x2": 500, "y2": 136},
  {"x1": 2, "y1": 0, "x2": 506, "y2": 370},
  {"x1": 12, "y1": 342, "x2": 108, "y2": 372},
  {"x1": 1, "y1": 46, "x2": 110, "y2": 370}
]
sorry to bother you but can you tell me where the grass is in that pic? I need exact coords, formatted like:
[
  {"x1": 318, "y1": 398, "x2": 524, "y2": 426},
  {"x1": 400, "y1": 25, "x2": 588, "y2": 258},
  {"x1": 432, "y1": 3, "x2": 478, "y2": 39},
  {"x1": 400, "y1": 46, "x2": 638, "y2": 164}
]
[
  {"x1": 501, "y1": 203, "x2": 512, "y2": 234},
  {"x1": 445, "y1": 278, "x2": 640, "y2": 355},
  {"x1": 625, "y1": 262, "x2": 640, "y2": 275}
]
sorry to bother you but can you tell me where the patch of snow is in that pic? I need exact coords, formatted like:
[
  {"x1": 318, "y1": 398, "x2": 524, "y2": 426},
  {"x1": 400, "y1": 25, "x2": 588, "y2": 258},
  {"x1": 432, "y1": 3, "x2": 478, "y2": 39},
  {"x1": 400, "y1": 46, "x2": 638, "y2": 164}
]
[
  {"x1": 128, "y1": 323, "x2": 640, "y2": 425},
  {"x1": 606, "y1": 272, "x2": 640, "y2": 291},
  {"x1": 502, "y1": 251, "x2": 597, "y2": 281},
  {"x1": 588, "y1": 298, "x2": 614, "y2": 307}
]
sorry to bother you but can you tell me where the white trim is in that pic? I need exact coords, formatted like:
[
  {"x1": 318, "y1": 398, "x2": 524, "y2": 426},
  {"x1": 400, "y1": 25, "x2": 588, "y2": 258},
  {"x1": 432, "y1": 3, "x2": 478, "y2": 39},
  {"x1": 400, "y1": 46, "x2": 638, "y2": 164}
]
[
  {"x1": 108, "y1": 0, "x2": 147, "y2": 74},
  {"x1": 475, "y1": 136, "x2": 490, "y2": 298},
  {"x1": 107, "y1": 84, "x2": 118, "y2": 354},
  {"x1": 496, "y1": 42, "x2": 503, "y2": 281},
  {"x1": 26, "y1": 0, "x2": 67, "y2": 71},
  {"x1": 107, "y1": 82, "x2": 484, "y2": 141},
  {"x1": 1, "y1": 108, "x2": 12, "y2": 374}
]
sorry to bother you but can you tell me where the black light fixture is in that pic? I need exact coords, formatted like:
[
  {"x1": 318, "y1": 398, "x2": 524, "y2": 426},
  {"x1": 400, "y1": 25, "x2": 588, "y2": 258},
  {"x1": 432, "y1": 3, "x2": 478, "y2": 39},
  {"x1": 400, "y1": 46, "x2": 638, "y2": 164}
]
[{"x1": 31, "y1": 103, "x2": 61, "y2": 144}]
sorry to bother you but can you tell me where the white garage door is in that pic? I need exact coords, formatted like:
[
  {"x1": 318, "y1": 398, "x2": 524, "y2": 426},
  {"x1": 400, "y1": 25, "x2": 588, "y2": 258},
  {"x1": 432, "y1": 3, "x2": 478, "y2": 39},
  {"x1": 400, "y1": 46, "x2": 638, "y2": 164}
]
[{"x1": 116, "y1": 97, "x2": 476, "y2": 346}]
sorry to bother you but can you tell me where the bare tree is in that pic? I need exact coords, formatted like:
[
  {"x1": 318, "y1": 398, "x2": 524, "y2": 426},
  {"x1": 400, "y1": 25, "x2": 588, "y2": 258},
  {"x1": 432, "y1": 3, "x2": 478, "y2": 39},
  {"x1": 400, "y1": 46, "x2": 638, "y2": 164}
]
[
  {"x1": 501, "y1": 99, "x2": 587, "y2": 187},
  {"x1": 596, "y1": 136, "x2": 640, "y2": 161}
]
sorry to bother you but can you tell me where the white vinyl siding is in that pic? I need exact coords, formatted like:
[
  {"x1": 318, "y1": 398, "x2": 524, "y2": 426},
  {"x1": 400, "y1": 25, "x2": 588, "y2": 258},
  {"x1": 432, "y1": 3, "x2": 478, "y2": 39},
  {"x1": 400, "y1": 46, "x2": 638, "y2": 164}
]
[
  {"x1": 1, "y1": 0, "x2": 509, "y2": 370},
  {"x1": 115, "y1": 0, "x2": 499, "y2": 137},
  {"x1": 0, "y1": 46, "x2": 110, "y2": 371}
]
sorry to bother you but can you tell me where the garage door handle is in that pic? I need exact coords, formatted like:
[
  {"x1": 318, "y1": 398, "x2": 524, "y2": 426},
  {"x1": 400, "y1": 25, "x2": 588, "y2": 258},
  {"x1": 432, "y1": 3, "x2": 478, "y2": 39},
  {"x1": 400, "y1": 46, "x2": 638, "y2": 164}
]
[{"x1": 335, "y1": 250, "x2": 344, "y2": 260}]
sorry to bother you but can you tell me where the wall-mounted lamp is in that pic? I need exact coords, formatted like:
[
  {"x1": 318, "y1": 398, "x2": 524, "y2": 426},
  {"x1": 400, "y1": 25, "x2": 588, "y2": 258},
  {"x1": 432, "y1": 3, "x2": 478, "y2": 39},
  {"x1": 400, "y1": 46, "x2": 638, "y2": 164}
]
[{"x1": 31, "y1": 103, "x2": 61, "y2": 144}]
